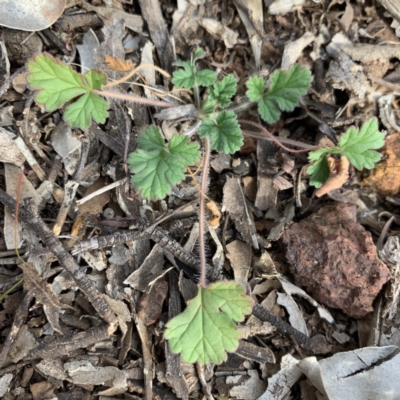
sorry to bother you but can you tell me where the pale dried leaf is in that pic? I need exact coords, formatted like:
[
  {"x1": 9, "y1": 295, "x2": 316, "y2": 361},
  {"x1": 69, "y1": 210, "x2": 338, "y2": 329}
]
[
  {"x1": 0, "y1": 0, "x2": 66, "y2": 31},
  {"x1": 258, "y1": 354, "x2": 302, "y2": 400},
  {"x1": 65, "y1": 360, "x2": 127, "y2": 388},
  {"x1": 0, "y1": 128, "x2": 25, "y2": 166},
  {"x1": 199, "y1": 18, "x2": 238, "y2": 48},
  {"x1": 230, "y1": 370, "x2": 266, "y2": 400},
  {"x1": 76, "y1": 29, "x2": 100, "y2": 72},
  {"x1": 50, "y1": 121, "x2": 81, "y2": 175},
  {"x1": 10, "y1": 325, "x2": 37, "y2": 363},
  {"x1": 81, "y1": 1, "x2": 143, "y2": 34},
  {"x1": 124, "y1": 244, "x2": 165, "y2": 291},
  {"x1": 4, "y1": 164, "x2": 43, "y2": 249},
  {"x1": 226, "y1": 240, "x2": 252, "y2": 290},
  {"x1": 298, "y1": 346, "x2": 400, "y2": 400},
  {"x1": 0, "y1": 374, "x2": 13, "y2": 397},
  {"x1": 104, "y1": 295, "x2": 131, "y2": 338},
  {"x1": 277, "y1": 292, "x2": 308, "y2": 335},
  {"x1": 223, "y1": 176, "x2": 258, "y2": 249},
  {"x1": 268, "y1": 0, "x2": 305, "y2": 15},
  {"x1": 277, "y1": 276, "x2": 334, "y2": 323},
  {"x1": 282, "y1": 32, "x2": 315, "y2": 70}
]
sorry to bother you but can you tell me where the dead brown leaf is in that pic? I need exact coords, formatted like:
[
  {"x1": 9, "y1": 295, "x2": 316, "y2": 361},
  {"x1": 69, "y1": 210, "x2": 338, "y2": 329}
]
[{"x1": 104, "y1": 55, "x2": 136, "y2": 72}]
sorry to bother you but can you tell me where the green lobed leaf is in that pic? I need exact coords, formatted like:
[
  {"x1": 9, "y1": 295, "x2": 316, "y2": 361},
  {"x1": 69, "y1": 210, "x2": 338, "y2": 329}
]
[
  {"x1": 198, "y1": 110, "x2": 243, "y2": 154},
  {"x1": 137, "y1": 125, "x2": 165, "y2": 151},
  {"x1": 171, "y1": 61, "x2": 196, "y2": 89},
  {"x1": 26, "y1": 53, "x2": 88, "y2": 111},
  {"x1": 84, "y1": 69, "x2": 107, "y2": 90},
  {"x1": 195, "y1": 69, "x2": 217, "y2": 87},
  {"x1": 169, "y1": 134, "x2": 202, "y2": 165},
  {"x1": 164, "y1": 281, "x2": 253, "y2": 364},
  {"x1": 266, "y1": 65, "x2": 312, "y2": 111},
  {"x1": 128, "y1": 126, "x2": 200, "y2": 200},
  {"x1": 208, "y1": 74, "x2": 237, "y2": 108},
  {"x1": 249, "y1": 65, "x2": 312, "y2": 124},
  {"x1": 338, "y1": 118, "x2": 386, "y2": 170},
  {"x1": 193, "y1": 47, "x2": 205, "y2": 61},
  {"x1": 63, "y1": 92, "x2": 109, "y2": 129},
  {"x1": 26, "y1": 53, "x2": 109, "y2": 130},
  {"x1": 245, "y1": 76, "x2": 266, "y2": 102},
  {"x1": 307, "y1": 154, "x2": 331, "y2": 188}
]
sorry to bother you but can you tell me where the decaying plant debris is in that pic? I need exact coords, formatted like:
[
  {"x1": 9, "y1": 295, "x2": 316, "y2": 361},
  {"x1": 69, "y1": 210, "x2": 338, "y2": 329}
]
[{"x1": 2, "y1": 1, "x2": 400, "y2": 399}]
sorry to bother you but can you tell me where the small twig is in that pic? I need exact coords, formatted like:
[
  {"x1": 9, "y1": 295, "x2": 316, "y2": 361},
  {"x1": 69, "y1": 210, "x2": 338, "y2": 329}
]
[
  {"x1": 76, "y1": 178, "x2": 127, "y2": 206},
  {"x1": 196, "y1": 363, "x2": 214, "y2": 400},
  {"x1": 252, "y1": 303, "x2": 314, "y2": 351},
  {"x1": 71, "y1": 225, "x2": 200, "y2": 273},
  {"x1": 0, "y1": 292, "x2": 33, "y2": 369},
  {"x1": 134, "y1": 312, "x2": 154, "y2": 400}
]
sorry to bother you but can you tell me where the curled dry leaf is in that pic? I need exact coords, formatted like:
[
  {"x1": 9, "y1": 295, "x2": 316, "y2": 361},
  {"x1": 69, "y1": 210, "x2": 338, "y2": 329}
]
[
  {"x1": 206, "y1": 200, "x2": 221, "y2": 228},
  {"x1": 104, "y1": 55, "x2": 136, "y2": 72},
  {"x1": 315, "y1": 156, "x2": 350, "y2": 197}
]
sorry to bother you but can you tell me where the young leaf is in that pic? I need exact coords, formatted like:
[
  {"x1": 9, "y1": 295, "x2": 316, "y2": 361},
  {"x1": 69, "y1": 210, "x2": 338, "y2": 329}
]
[
  {"x1": 164, "y1": 281, "x2": 253, "y2": 364},
  {"x1": 307, "y1": 118, "x2": 386, "y2": 188},
  {"x1": 63, "y1": 92, "x2": 108, "y2": 129},
  {"x1": 193, "y1": 47, "x2": 205, "y2": 61},
  {"x1": 128, "y1": 126, "x2": 200, "y2": 200},
  {"x1": 26, "y1": 53, "x2": 108, "y2": 130},
  {"x1": 338, "y1": 118, "x2": 386, "y2": 170},
  {"x1": 307, "y1": 154, "x2": 330, "y2": 188},
  {"x1": 246, "y1": 76, "x2": 266, "y2": 102},
  {"x1": 208, "y1": 74, "x2": 237, "y2": 108},
  {"x1": 195, "y1": 69, "x2": 217, "y2": 87},
  {"x1": 198, "y1": 110, "x2": 243, "y2": 154},
  {"x1": 247, "y1": 65, "x2": 312, "y2": 124},
  {"x1": 171, "y1": 61, "x2": 196, "y2": 89},
  {"x1": 200, "y1": 98, "x2": 217, "y2": 118},
  {"x1": 172, "y1": 60, "x2": 216, "y2": 89}
]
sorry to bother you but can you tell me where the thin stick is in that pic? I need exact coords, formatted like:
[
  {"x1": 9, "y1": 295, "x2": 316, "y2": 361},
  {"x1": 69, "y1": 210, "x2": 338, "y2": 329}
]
[
  {"x1": 14, "y1": 169, "x2": 25, "y2": 263},
  {"x1": 76, "y1": 180, "x2": 127, "y2": 206},
  {"x1": 95, "y1": 89, "x2": 174, "y2": 108},
  {"x1": 198, "y1": 138, "x2": 211, "y2": 287}
]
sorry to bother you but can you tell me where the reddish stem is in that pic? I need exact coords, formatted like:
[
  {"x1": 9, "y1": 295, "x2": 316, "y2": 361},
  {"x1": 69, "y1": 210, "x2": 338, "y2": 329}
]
[{"x1": 239, "y1": 119, "x2": 319, "y2": 153}]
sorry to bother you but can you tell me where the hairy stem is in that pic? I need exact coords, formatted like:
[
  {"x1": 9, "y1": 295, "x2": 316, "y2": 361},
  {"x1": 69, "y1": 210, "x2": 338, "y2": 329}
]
[
  {"x1": 95, "y1": 90, "x2": 174, "y2": 108},
  {"x1": 239, "y1": 119, "x2": 319, "y2": 152},
  {"x1": 199, "y1": 137, "x2": 210, "y2": 287}
]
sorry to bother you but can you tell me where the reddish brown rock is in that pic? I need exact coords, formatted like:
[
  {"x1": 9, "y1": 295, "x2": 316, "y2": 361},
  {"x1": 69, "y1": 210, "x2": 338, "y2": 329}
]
[{"x1": 282, "y1": 204, "x2": 390, "y2": 319}]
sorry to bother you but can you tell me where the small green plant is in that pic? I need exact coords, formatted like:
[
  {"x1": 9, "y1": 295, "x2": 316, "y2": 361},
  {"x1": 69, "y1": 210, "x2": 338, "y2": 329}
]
[
  {"x1": 307, "y1": 118, "x2": 386, "y2": 188},
  {"x1": 26, "y1": 49, "x2": 386, "y2": 365}
]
